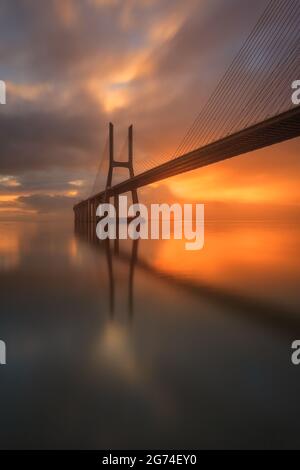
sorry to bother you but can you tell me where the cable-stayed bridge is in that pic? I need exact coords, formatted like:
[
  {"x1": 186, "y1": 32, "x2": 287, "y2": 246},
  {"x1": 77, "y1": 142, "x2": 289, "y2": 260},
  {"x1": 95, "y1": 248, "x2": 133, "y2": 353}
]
[{"x1": 74, "y1": 0, "x2": 300, "y2": 222}]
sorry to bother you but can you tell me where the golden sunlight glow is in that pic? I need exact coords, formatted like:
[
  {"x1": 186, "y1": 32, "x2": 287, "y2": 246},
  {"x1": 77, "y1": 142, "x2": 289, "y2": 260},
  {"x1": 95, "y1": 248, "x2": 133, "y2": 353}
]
[
  {"x1": 104, "y1": 87, "x2": 130, "y2": 113},
  {"x1": 87, "y1": 79, "x2": 130, "y2": 112},
  {"x1": 112, "y1": 52, "x2": 153, "y2": 84},
  {"x1": 0, "y1": 195, "x2": 19, "y2": 203},
  {"x1": 96, "y1": 323, "x2": 140, "y2": 383},
  {"x1": 87, "y1": 49, "x2": 153, "y2": 112},
  {"x1": 151, "y1": 222, "x2": 300, "y2": 292},
  {"x1": 0, "y1": 229, "x2": 20, "y2": 270},
  {"x1": 165, "y1": 165, "x2": 300, "y2": 205},
  {"x1": 67, "y1": 190, "x2": 78, "y2": 197}
]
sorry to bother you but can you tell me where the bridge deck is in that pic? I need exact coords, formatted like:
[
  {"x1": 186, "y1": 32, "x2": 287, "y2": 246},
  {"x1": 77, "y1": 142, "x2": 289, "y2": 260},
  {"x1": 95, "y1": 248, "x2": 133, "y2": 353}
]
[{"x1": 74, "y1": 106, "x2": 300, "y2": 210}]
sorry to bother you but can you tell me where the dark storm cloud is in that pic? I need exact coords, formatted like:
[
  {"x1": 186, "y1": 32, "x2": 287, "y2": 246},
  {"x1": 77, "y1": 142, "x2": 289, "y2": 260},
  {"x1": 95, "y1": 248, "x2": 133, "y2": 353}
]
[{"x1": 0, "y1": 91, "x2": 105, "y2": 174}]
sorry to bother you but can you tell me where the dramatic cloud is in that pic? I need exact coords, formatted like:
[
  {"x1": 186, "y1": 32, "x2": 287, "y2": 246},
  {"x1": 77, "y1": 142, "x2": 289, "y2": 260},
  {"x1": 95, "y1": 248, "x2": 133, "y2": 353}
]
[{"x1": 0, "y1": 0, "x2": 299, "y2": 219}]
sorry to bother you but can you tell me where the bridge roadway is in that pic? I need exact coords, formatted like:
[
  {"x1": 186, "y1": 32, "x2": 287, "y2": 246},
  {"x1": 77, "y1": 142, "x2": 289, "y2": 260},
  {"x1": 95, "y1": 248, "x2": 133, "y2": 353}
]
[{"x1": 74, "y1": 106, "x2": 300, "y2": 217}]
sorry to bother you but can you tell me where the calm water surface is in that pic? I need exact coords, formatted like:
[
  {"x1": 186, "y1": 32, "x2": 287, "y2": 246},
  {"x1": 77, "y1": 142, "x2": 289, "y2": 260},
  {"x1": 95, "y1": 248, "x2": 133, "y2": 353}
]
[{"x1": 0, "y1": 219, "x2": 300, "y2": 449}]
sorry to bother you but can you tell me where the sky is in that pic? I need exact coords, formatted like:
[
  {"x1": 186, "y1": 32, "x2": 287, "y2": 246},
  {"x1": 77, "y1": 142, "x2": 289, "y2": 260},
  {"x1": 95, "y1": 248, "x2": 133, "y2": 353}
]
[{"x1": 0, "y1": 0, "x2": 299, "y2": 220}]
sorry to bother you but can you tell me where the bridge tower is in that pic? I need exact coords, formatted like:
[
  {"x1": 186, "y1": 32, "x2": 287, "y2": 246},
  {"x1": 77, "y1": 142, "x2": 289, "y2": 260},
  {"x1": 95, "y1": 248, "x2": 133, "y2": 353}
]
[{"x1": 105, "y1": 122, "x2": 139, "y2": 205}]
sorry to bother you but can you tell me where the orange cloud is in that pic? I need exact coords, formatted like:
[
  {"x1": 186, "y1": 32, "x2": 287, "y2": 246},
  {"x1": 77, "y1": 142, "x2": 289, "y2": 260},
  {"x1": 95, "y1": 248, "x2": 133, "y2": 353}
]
[{"x1": 7, "y1": 82, "x2": 51, "y2": 102}]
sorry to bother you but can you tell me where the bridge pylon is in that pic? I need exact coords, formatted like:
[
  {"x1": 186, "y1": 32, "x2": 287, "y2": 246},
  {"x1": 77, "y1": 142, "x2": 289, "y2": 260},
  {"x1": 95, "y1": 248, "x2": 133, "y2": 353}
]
[{"x1": 104, "y1": 122, "x2": 139, "y2": 205}]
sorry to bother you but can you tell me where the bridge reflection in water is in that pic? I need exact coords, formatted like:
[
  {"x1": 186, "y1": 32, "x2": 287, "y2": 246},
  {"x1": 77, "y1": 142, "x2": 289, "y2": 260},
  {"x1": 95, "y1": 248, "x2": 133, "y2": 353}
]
[
  {"x1": 75, "y1": 221, "x2": 300, "y2": 338},
  {"x1": 75, "y1": 221, "x2": 139, "y2": 320}
]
